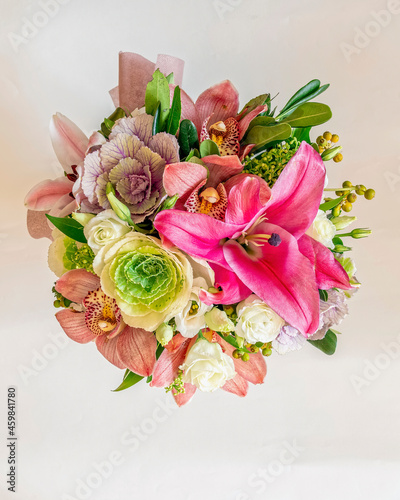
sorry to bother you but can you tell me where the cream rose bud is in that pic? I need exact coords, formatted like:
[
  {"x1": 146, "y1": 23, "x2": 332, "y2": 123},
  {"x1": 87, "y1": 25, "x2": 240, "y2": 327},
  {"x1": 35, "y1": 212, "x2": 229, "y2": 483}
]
[
  {"x1": 306, "y1": 209, "x2": 336, "y2": 249},
  {"x1": 236, "y1": 295, "x2": 285, "y2": 344},
  {"x1": 84, "y1": 209, "x2": 131, "y2": 254},
  {"x1": 204, "y1": 308, "x2": 234, "y2": 333},
  {"x1": 181, "y1": 339, "x2": 235, "y2": 392}
]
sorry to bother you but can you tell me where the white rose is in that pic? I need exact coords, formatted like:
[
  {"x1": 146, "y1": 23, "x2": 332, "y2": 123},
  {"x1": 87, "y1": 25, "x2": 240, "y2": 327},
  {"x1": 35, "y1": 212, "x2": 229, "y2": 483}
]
[
  {"x1": 306, "y1": 210, "x2": 336, "y2": 249},
  {"x1": 84, "y1": 209, "x2": 131, "y2": 254},
  {"x1": 235, "y1": 294, "x2": 285, "y2": 344},
  {"x1": 175, "y1": 277, "x2": 213, "y2": 337},
  {"x1": 181, "y1": 339, "x2": 236, "y2": 392}
]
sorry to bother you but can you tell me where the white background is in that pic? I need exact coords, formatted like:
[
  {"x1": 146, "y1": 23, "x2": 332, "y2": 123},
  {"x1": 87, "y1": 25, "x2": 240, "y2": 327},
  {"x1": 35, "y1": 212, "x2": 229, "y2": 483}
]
[{"x1": 1, "y1": 0, "x2": 400, "y2": 499}]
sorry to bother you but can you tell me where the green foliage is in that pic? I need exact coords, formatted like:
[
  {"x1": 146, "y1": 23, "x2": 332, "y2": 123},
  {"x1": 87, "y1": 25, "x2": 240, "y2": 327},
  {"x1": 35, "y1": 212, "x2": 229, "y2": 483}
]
[
  {"x1": 178, "y1": 119, "x2": 199, "y2": 159},
  {"x1": 113, "y1": 370, "x2": 144, "y2": 392},
  {"x1": 308, "y1": 329, "x2": 337, "y2": 355},
  {"x1": 46, "y1": 214, "x2": 87, "y2": 243}
]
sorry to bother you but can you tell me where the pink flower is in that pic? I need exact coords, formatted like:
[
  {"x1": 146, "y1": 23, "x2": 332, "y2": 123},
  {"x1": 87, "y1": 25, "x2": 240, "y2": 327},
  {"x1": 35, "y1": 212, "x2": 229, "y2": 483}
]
[
  {"x1": 55, "y1": 269, "x2": 157, "y2": 376},
  {"x1": 155, "y1": 142, "x2": 352, "y2": 336}
]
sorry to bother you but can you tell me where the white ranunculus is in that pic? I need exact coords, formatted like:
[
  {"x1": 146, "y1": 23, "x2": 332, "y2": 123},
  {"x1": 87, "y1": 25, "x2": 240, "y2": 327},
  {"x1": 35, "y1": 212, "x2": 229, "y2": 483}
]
[
  {"x1": 181, "y1": 339, "x2": 235, "y2": 392},
  {"x1": 84, "y1": 209, "x2": 131, "y2": 254},
  {"x1": 306, "y1": 209, "x2": 336, "y2": 249},
  {"x1": 235, "y1": 294, "x2": 285, "y2": 344}
]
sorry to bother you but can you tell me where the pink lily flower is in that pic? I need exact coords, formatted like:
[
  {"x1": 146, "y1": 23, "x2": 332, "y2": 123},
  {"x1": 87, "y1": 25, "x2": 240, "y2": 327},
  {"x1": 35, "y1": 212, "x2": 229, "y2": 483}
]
[
  {"x1": 155, "y1": 143, "x2": 352, "y2": 336},
  {"x1": 173, "y1": 80, "x2": 267, "y2": 157},
  {"x1": 55, "y1": 269, "x2": 157, "y2": 376},
  {"x1": 25, "y1": 113, "x2": 90, "y2": 239},
  {"x1": 150, "y1": 332, "x2": 266, "y2": 406}
]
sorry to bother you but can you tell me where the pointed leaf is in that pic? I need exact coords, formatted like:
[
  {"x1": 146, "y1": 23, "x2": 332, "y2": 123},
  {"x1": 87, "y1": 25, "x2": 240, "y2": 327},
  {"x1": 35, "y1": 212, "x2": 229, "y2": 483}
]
[
  {"x1": 281, "y1": 103, "x2": 332, "y2": 128},
  {"x1": 112, "y1": 370, "x2": 144, "y2": 392},
  {"x1": 319, "y1": 195, "x2": 346, "y2": 211},
  {"x1": 45, "y1": 214, "x2": 87, "y2": 243},
  {"x1": 278, "y1": 80, "x2": 330, "y2": 118},
  {"x1": 145, "y1": 69, "x2": 170, "y2": 129},
  {"x1": 166, "y1": 85, "x2": 181, "y2": 135}
]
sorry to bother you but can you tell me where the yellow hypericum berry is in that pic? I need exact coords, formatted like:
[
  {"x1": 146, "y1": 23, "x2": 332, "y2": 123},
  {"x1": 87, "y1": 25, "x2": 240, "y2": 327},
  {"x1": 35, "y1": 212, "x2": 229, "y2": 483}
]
[
  {"x1": 335, "y1": 190, "x2": 345, "y2": 196},
  {"x1": 331, "y1": 134, "x2": 339, "y2": 143},
  {"x1": 332, "y1": 205, "x2": 342, "y2": 217},
  {"x1": 347, "y1": 193, "x2": 357, "y2": 203},
  {"x1": 323, "y1": 131, "x2": 332, "y2": 141},
  {"x1": 232, "y1": 349, "x2": 241, "y2": 359},
  {"x1": 241, "y1": 352, "x2": 250, "y2": 362},
  {"x1": 342, "y1": 180, "x2": 353, "y2": 188},
  {"x1": 317, "y1": 137, "x2": 327, "y2": 147},
  {"x1": 342, "y1": 201, "x2": 353, "y2": 212},
  {"x1": 364, "y1": 188, "x2": 375, "y2": 200},
  {"x1": 333, "y1": 153, "x2": 343, "y2": 162}
]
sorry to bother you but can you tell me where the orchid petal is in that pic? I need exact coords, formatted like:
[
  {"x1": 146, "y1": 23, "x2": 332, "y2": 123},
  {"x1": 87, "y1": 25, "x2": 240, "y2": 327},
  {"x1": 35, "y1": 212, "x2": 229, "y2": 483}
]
[
  {"x1": 195, "y1": 80, "x2": 239, "y2": 124},
  {"x1": 266, "y1": 142, "x2": 326, "y2": 238},
  {"x1": 116, "y1": 327, "x2": 157, "y2": 377},
  {"x1": 24, "y1": 177, "x2": 72, "y2": 211},
  {"x1": 199, "y1": 263, "x2": 251, "y2": 305},
  {"x1": 55, "y1": 309, "x2": 95, "y2": 344},
  {"x1": 163, "y1": 162, "x2": 207, "y2": 201},
  {"x1": 26, "y1": 210, "x2": 53, "y2": 240},
  {"x1": 222, "y1": 374, "x2": 249, "y2": 396},
  {"x1": 237, "y1": 105, "x2": 267, "y2": 140},
  {"x1": 150, "y1": 336, "x2": 191, "y2": 387},
  {"x1": 55, "y1": 269, "x2": 100, "y2": 303},
  {"x1": 202, "y1": 154, "x2": 244, "y2": 187},
  {"x1": 298, "y1": 235, "x2": 352, "y2": 290},
  {"x1": 173, "y1": 383, "x2": 196, "y2": 406},
  {"x1": 50, "y1": 113, "x2": 89, "y2": 174},
  {"x1": 223, "y1": 222, "x2": 320, "y2": 335},
  {"x1": 96, "y1": 334, "x2": 125, "y2": 369}
]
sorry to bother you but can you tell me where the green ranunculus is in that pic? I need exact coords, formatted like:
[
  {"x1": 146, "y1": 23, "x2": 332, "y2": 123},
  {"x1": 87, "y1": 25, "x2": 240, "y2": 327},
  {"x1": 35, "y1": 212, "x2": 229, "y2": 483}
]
[{"x1": 93, "y1": 233, "x2": 193, "y2": 331}]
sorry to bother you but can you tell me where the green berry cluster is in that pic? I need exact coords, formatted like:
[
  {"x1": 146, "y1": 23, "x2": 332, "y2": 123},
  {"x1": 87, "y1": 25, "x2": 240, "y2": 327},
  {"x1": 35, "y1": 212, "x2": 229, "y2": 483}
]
[
  {"x1": 317, "y1": 131, "x2": 343, "y2": 162},
  {"x1": 52, "y1": 285, "x2": 72, "y2": 309},
  {"x1": 63, "y1": 239, "x2": 95, "y2": 273},
  {"x1": 332, "y1": 181, "x2": 375, "y2": 215},
  {"x1": 232, "y1": 341, "x2": 273, "y2": 362}
]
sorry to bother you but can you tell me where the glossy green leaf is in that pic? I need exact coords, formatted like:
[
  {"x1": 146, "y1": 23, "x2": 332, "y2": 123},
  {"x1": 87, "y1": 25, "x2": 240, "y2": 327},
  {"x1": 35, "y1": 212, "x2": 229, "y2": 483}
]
[
  {"x1": 319, "y1": 289, "x2": 328, "y2": 302},
  {"x1": 292, "y1": 126, "x2": 311, "y2": 144},
  {"x1": 319, "y1": 195, "x2": 346, "y2": 211},
  {"x1": 178, "y1": 119, "x2": 199, "y2": 159},
  {"x1": 165, "y1": 86, "x2": 181, "y2": 135},
  {"x1": 245, "y1": 116, "x2": 276, "y2": 136},
  {"x1": 145, "y1": 69, "x2": 170, "y2": 128},
  {"x1": 278, "y1": 80, "x2": 330, "y2": 119},
  {"x1": 152, "y1": 102, "x2": 162, "y2": 135},
  {"x1": 112, "y1": 370, "x2": 144, "y2": 392},
  {"x1": 200, "y1": 139, "x2": 220, "y2": 157},
  {"x1": 185, "y1": 148, "x2": 200, "y2": 162},
  {"x1": 244, "y1": 122, "x2": 292, "y2": 147},
  {"x1": 308, "y1": 329, "x2": 337, "y2": 355},
  {"x1": 45, "y1": 214, "x2": 87, "y2": 243},
  {"x1": 238, "y1": 93, "x2": 270, "y2": 117},
  {"x1": 281, "y1": 103, "x2": 332, "y2": 128}
]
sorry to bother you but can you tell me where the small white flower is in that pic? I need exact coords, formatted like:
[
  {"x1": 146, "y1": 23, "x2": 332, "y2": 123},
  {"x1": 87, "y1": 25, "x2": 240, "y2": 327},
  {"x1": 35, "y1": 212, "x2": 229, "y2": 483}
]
[
  {"x1": 181, "y1": 339, "x2": 235, "y2": 392},
  {"x1": 235, "y1": 294, "x2": 285, "y2": 344},
  {"x1": 306, "y1": 209, "x2": 336, "y2": 249},
  {"x1": 84, "y1": 209, "x2": 131, "y2": 254}
]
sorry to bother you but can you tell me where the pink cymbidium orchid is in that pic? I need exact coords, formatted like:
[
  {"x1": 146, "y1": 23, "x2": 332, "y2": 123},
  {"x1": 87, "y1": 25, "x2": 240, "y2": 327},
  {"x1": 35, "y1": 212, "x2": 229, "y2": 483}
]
[
  {"x1": 155, "y1": 142, "x2": 352, "y2": 336},
  {"x1": 174, "y1": 80, "x2": 267, "y2": 158},
  {"x1": 55, "y1": 269, "x2": 157, "y2": 376}
]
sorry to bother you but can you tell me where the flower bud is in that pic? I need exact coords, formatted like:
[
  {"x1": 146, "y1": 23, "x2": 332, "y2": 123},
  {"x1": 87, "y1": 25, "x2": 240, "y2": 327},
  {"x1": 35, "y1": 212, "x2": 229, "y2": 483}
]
[
  {"x1": 321, "y1": 145, "x2": 342, "y2": 161},
  {"x1": 349, "y1": 228, "x2": 372, "y2": 239},
  {"x1": 204, "y1": 308, "x2": 234, "y2": 333},
  {"x1": 333, "y1": 244, "x2": 352, "y2": 253},
  {"x1": 106, "y1": 182, "x2": 134, "y2": 225},
  {"x1": 155, "y1": 323, "x2": 174, "y2": 346},
  {"x1": 331, "y1": 216, "x2": 357, "y2": 230}
]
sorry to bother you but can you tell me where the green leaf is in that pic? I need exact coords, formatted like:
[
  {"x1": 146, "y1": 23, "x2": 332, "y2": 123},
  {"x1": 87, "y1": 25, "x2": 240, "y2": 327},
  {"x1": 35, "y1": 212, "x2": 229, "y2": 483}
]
[
  {"x1": 278, "y1": 81, "x2": 330, "y2": 119},
  {"x1": 178, "y1": 119, "x2": 199, "y2": 159},
  {"x1": 238, "y1": 93, "x2": 270, "y2": 117},
  {"x1": 145, "y1": 69, "x2": 170, "y2": 128},
  {"x1": 245, "y1": 116, "x2": 276, "y2": 135},
  {"x1": 156, "y1": 343, "x2": 164, "y2": 359},
  {"x1": 319, "y1": 289, "x2": 329, "y2": 301},
  {"x1": 112, "y1": 370, "x2": 144, "y2": 392},
  {"x1": 200, "y1": 139, "x2": 220, "y2": 157},
  {"x1": 332, "y1": 236, "x2": 344, "y2": 246},
  {"x1": 165, "y1": 86, "x2": 181, "y2": 135},
  {"x1": 165, "y1": 72, "x2": 174, "y2": 84},
  {"x1": 185, "y1": 148, "x2": 200, "y2": 162},
  {"x1": 280, "y1": 79, "x2": 321, "y2": 114},
  {"x1": 308, "y1": 329, "x2": 337, "y2": 355},
  {"x1": 45, "y1": 214, "x2": 87, "y2": 243},
  {"x1": 98, "y1": 107, "x2": 127, "y2": 139},
  {"x1": 319, "y1": 195, "x2": 346, "y2": 211},
  {"x1": 152, "y1": 102, "x2": 162, "y2": 135},
  {"x1": 292, "y1": 126, "x2": 311, "y2": 144},
  {"x1": 281, "y1": 103, "x2": 332, "y2": 128},
  {"x1": 244, "y1": 122, "x2": 292, "y2": 147}
]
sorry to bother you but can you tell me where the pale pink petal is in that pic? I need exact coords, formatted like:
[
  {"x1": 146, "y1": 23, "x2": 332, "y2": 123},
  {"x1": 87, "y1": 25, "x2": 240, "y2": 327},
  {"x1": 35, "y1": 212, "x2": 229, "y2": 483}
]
[
  {"x1": 116, "y1": 327, "x2": 157, "y2": 377},
  {"x1": 96, "y1": 335, "x2": 125, "y2": 369},
  {"x1": 199, "y1": 263, "x2": 251, "y2": 305},
  {"x1": 298, "y1": 235, "x2": 352, "y2": 290},
  {"x1": 148, "y1": 133, "x2": 180, "y2": 164},
  {"x1": 50, "y1": 113, "x2": 89, "y2": 174},
  {"x1": 118, "y1": 52, "x2": 155, "y2": 113},
  {"x1": 26, "y1": 210, "x2": 52, "y2": 240},
  {"x1": 48, "y1": 193, "x2": 77, "y2": 219},
  {"x1": 173, "y1": 383, "x2": 196, "y2": 406},
  {"x1": 87, "y1": 131, "x2": 106, "y2": 153},
  {"x1": 55, "y1": 309, "x2": 95, "y2": 344},
  {"x1": 266, "y1": 142, "x2": 326, "y2": 238},
  {"x1": 156, "y1": 54, "x2": 184, "y2": 87},
  {"x1": 24, "y1": 177, "x2": 73, "y2": 211},
  {"x1": 163, "y1": 162, "x2": 207, "y2": 201},
  {"x1": 237, "y1": 105, "x2": 267, "y2": 140},
  {"x1": 195, "y1": 80, "x2": 239, "y2": 124},
  {"x1": 222, "y1": 374, "x2": 249, "y2": 397},
  {"x1": 55, "y1": 269, "x2": 100, "y2": 303},
  {"x1": 164, "y1": 333, "x2": 190, "y2": 353},
  {"x1": 203, "y1": 154, "x2": 244, "y2": 187},
  {"x1": 150, "y1": 337, "x2": 191, "y2": 387}
]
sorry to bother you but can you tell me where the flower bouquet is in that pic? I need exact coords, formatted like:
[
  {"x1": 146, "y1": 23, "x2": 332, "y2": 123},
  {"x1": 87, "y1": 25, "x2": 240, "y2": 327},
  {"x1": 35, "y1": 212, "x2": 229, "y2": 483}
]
[{"x1": 25, "y1": 52, "x2": 374, "y2": 406}]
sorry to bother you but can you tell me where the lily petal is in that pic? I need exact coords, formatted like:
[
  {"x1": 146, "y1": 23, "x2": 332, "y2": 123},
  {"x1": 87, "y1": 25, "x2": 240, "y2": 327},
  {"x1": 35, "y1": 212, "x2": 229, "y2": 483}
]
[
  {"x1": 50, "y1": 113, "x2": 89, "y2": 174},
  {"x1": 116, "y1": 327, "x2": 157, "y2": 377},
  {"x1": 223, "y1": 222, "x2": 320, "y2": 335},
  {"x1": 298, "y1": 235, "x2": 352, "y2": 290},
  {"x1": 173, "y1": 383, "x2": 196, "y2": 406},
  {"x1": 55, "y1": 309, "x2": 95, "y2": 344},
  {"x1": 24, "y1": 177, "x2": 73, "y2": 211},
  {"x1": 199, "y1": 263, "x2": 251, "y2": 305},
  {"x1": 96, "y1": 334, "x2": 125, "y2": 369},
  {"x1": 195, "y1": 80, "x2": 239, "y2": 124},
  {"x1": 266, "y1": 142, "x2": 326, "y2": 238},
  {"x1": 55, "y1": 269, "x2": 100, "y2": 303},
  {"x1": 225, "y1": 175, "x2": 270, "y2": 225},
  {"x1": 222, "y1": 374, "x2": 249, "y2": 397}
]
